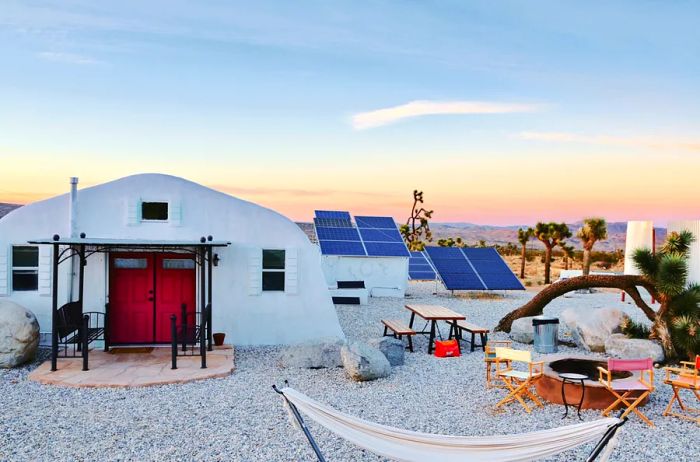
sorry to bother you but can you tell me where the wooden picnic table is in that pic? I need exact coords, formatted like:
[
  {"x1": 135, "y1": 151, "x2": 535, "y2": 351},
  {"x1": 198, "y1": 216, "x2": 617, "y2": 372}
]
[{"x1": 405, "y1": 304, "x2": 466, "y2": 354}]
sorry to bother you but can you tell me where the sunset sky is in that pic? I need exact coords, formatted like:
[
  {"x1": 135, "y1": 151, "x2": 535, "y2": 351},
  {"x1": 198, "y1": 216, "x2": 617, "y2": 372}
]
[{"x1": 1, "y1": 1, "x2": 699, "y2": 225}]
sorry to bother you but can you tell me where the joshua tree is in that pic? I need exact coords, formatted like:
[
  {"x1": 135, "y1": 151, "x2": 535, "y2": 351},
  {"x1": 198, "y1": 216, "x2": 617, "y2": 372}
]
[
  {"x1": 534, "y1": 222, "x2": 572, "y2": 284},
  {"x1": 437, "y1": 237, "x2": 464, "y2": 247},
  {"x1": 495, "y1": 230, "x2": 700, "y2": 360},
  {"x1": 578, "y1": 218, "x2": 608, "y2": 276},
  {"x1": 517, "y1": 227, "x2": 534, "y2": 279},
  {"x1": 561, "y1": 243, "x2": 575, "y2": 271},
  {"x1": 400, "y1": 190, "x2": 433, "y2": 251}
]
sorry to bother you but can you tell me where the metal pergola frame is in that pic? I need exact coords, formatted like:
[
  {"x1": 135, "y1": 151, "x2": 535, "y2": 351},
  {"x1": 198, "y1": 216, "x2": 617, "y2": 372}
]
[{"x1": 28, "y1": 235, "x2": 230, "y2": 372}]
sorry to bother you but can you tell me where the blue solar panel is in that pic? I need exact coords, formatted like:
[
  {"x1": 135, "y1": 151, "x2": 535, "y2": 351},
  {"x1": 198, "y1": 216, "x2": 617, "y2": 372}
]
[
  {"x1": 359, "y1": 227, "x2": 402, "y2": 242},
  {"x1": 364, "y1": 242, "x2": 410, "y2": 257},
  {"x1": 439, "y1": 273, "x2": 485, "y2": 290},
  {"x1": 315, "y1": 210, "x2": 351, "y2": 220},
  {"x1": 315, "y1": 227, "x2": 361, "y2": 241},
  {"x1": 425, "y1": 247, "x2": 466, "y2": 260},
  {"x1": 410, "y1": 251, "x2": 427, "y2": 259},
  {"x1": 355, "y1": 216, "x2": 397, "y2": 229},
  {"x1": 313, "y1": 217, "x2": 353, "y2": 228},
  {"x1": 319, "y1": 240, "x2": 366, "y2": 256},
  {"x1": 425, "y1": 246, "x2": 524, "y2": 291},
  {"x1": 410, "y1": 270, "x2": 437, "y2": 280},
  {"x1": 462, "y1": 247, "x2": 501, "y2": 261}
]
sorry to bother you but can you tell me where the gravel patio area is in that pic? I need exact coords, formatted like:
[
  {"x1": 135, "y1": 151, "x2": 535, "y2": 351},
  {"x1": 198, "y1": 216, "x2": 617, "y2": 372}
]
[{"x1": 0, "y1": 282, "x2": 692, "y2": 461}]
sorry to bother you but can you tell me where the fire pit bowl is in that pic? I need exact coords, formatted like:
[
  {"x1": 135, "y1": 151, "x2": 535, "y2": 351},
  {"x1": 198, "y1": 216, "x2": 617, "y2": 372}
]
[{"x1": 535, "y1": 355, "x2": 649, "y2": 410}]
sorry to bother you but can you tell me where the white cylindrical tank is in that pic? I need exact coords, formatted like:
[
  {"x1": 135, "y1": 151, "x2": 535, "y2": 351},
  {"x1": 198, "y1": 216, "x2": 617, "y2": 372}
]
[
  {"x1": 667, "y1": 220, "x2": 700, "y2": 284},
  {"x1": 624, "y1": 221, "x2": 654, "y2": 275}
]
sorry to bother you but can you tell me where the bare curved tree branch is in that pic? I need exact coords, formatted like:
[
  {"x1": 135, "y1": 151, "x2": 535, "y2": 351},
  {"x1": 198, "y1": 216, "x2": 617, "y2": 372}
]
[{"x1": 495, "y1": 275, "x2": 659, "y2": 332}]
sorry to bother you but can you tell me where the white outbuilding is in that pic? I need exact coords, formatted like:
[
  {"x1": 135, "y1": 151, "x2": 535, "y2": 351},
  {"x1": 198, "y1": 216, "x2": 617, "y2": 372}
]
[{"x1": 0, "y1": 174, "x2": 345, "y2": 353}]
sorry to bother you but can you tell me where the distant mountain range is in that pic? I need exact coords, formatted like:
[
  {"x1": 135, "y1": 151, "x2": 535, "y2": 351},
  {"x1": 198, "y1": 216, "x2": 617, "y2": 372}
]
[
  {"x1": 429, "y1": 221, "x2": 665, "y2": 251},
  {"x1": 296, "y1": 220, "x2": 666, "y2": 252},
  {"x1": 0, "y1": 203, "x2": 20, "y2": 219}
]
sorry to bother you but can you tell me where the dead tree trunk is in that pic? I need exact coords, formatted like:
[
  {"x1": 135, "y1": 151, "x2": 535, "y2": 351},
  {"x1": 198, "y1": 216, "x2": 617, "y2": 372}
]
[
  {"x1": 520, "y1": 245, "x2": 526, "y2": 279},
  {"x1": 495, "y1": 275, "x2": 660, "y2": 333}
]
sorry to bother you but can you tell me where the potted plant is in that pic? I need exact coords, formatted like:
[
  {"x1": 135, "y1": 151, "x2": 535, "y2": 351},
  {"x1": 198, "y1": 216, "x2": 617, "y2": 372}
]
[{"x1": 213, "y1": 332, "x2": 226, "y2": 346}]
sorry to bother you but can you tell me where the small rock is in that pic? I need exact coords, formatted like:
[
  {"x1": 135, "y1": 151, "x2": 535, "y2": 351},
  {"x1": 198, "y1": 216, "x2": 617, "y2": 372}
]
[
  {"x1": 510, "y1": 316, "x2": 537, "y2": 344},
  {"x1": 605, "y1": 333, "x2": 665, "y2": 363},
  {"x1": 368, "y1": 337, "x2": 405, "y2": 366},
  {"x1": 0, "y1": 301, "x2": 40, "y2": 368},
  {"x1": 340, "y1": 341, "x2": 391, "y2": 381},
  {"x1": 561, "y1": 307, "x2": 626, "y2": 352},
  {"x1": 279, "y1": 337, "x2": 345, "y2": 368}
]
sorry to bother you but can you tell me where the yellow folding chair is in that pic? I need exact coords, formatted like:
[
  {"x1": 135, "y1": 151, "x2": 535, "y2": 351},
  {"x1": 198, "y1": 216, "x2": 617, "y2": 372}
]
[
  {"x1": 484, "y1": 340, "x2": 512, "y2": 388},
  {"x1": 598, "y1": 358, "x2": 655, "y2": 427},
  {"x1": 494, "y1": 347, "x2": 544, "y2": 413},
  {"x1": 663, "y1": 355, "x2": 699, "y2": 424}
]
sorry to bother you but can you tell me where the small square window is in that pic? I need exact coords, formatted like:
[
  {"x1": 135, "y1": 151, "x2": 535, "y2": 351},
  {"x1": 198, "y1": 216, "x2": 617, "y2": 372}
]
[
  {"x1": 12, "y1": 246, "x2": 39, "y2": 291},
  {"x1": 12, "y1": 246, "x2": 39, "y2": 267},
  {"x1": 141, "y1": 202, "x2": 169, "y2": 221},
  {"x1": 263, "y1": 250, "x2": 285, "y2": 269},
  {"x1": 262, "y1": 272, "x2": 285, "y2": 291}
]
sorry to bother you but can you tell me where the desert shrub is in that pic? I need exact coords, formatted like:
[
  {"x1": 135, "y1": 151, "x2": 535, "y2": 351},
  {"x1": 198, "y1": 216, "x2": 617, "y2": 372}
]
[{"x1": 621, "y1": 317, "x2": 651, "y2": 339}]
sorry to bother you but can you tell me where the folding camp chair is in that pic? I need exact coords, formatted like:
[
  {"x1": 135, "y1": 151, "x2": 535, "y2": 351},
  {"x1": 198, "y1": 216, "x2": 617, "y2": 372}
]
[
  {"x1": 598, "y1": 358, "x2": 655, "y2": 427},
  {"x1": 662, "y1": 355, "x2": 699, "y2": 424},
  {"x1": 484, "y1": 340, "x2": 512, "y2": 388},
  {"x1": 494, "y1": 347, "x2": 544, "y2": 413}
]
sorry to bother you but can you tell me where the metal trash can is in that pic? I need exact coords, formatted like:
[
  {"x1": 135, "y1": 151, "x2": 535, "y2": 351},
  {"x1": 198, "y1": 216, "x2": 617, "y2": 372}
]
[{"x1": 533, "y1": 316, "x2": 559, "y2": 353}]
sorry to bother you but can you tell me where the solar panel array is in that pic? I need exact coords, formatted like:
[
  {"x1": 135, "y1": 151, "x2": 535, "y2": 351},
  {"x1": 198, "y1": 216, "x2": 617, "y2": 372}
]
[
  {"x1": 314, "y1": 211, "x2": 410, "y2": 257},
  {"x1": 409, "y1": 251, "x2": 436, "y2": 280},
  {"x1": 424, "y1": 247, "x2": 524, "y2": 290}
]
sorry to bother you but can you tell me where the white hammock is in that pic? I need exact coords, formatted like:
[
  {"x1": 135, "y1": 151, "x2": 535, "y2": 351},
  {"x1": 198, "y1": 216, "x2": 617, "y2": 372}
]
[{"x1": 280, "y1": 387, "x2": 623, "y2": 462}]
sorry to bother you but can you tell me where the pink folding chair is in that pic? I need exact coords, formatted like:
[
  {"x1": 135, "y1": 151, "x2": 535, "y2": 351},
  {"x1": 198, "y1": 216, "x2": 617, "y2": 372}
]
[{"x1": 598, "y1": 358, "x2": 655, "y2": 427}]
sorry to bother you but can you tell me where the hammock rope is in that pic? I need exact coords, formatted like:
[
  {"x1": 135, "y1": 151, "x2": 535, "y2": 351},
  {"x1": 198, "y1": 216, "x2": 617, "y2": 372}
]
[{"x1": 275, "y1": 386, "x2": 626, "y2": 462}]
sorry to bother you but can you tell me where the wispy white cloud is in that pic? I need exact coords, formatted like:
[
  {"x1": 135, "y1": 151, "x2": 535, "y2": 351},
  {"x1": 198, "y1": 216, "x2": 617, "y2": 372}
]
[
  {"x1": 518, "y1": 131, "x2": 700, "y2": 152},
  {"x1": 37, "y1": 51, "x2": 101, "y2": 65},
  {"x1": 351, "y1": 100, "x2": 541, "y2": 130}
]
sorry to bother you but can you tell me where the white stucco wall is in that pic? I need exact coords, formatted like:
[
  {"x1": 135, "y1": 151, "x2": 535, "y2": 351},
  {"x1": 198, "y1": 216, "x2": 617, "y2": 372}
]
[
  {"x1": 0, "y1": 174, "x2": 344, "y2": 345},
  {"x1": 320, "y1": 255, "x2": 408, "y2": 297},
  {"x1": 624, "y1": 220, "x2": 654, "y2": 275}
]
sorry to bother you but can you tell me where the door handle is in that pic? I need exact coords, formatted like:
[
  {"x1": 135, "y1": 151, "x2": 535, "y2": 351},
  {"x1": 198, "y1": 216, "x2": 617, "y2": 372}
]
[
  {"x1": 148, "y1": 297, "x2": 154, "y2": 302},
  {"x1": 148, "y1": 290, "x2": 154, "y2": 294}
]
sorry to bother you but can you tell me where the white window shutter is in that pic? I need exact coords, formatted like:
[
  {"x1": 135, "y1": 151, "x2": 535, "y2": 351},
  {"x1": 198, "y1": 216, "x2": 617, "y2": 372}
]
[
  {"x1": 285, "y1": 248, "x2": 298, "y2": 295},
  {"x1": 170, "y1": 200, "x2": 183, "y2": 227},
  {"x1": 247, "y1": 248, "x2": 262, "y2": 296},
  {"x1": 126, "y1": 198, "x2": 140, "y2": 226},
  {"x1": 38, "y1": 246, "x2": 52, "y2": 296},
  {"x1": 0, "y1": 246, "x2": 8, "y2": 296}
]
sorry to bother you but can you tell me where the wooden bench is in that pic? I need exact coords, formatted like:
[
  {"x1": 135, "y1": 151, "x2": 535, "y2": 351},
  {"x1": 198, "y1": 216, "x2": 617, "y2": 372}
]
[
  {"x1": 449, "y1": 320, "x2": 489, "y2": 352},
  {"x1": 381, "y1": 319, "x2": 416, "y2": 352}
]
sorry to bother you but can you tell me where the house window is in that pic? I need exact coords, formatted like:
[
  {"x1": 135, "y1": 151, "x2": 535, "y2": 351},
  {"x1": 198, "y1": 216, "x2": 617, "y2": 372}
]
[
  {"x1": 141, "y1": 201, "x2": 169, "y2": 221},
  {"x1": 262, "y1": 249, "x2": 285, "y2": 291},
  {"x1": 12, "y1": 246, "x2": 39, "y2": 291}
]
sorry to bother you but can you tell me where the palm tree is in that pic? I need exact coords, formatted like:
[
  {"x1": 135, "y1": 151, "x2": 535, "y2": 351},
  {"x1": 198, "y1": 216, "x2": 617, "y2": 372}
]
[
  {"x1": 578, "y1": 218, "x2": 608, "y2": 276},
  {"x1": 517, "y1": 227, "x2": 534, "y2": 279},
  {"x1": 534, "y1": 222, "x2": 572, "y2": 284}
]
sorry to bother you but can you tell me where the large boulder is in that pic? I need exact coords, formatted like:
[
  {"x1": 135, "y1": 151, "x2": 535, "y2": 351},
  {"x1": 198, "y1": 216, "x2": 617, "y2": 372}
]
[
  {"x1": 341, "y1": 341, "x2": 391, "y2": 382},
  {"x1": 605, "y1": 334, "x2": 664, "y2": 363},
  {"x1": 0, "y1": 301, "x2": 40, "y2": 368},
  {"x1": 510, "y1": 316, "x2": 537, "y2": 344},
  {"x1": 368, "y1": 337, "x2": 405, "y2": 366},
  {"x1": 280, "y1": 337, "x2": 345, "y2": 369},
  {"x1": 561, "y1": 307, "x2": 626, "y2": 352}
]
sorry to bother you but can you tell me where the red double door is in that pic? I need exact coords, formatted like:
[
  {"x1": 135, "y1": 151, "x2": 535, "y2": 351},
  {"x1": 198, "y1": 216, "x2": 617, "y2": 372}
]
[{"x1": 109, "y1": 253, "x2": 196, "y2": 344}]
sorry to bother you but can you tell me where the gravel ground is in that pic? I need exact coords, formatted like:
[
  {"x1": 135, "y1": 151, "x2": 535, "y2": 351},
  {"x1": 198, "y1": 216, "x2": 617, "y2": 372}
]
[{"x1": 0, "y1": 282, "x2": 695, "y2": 461}]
